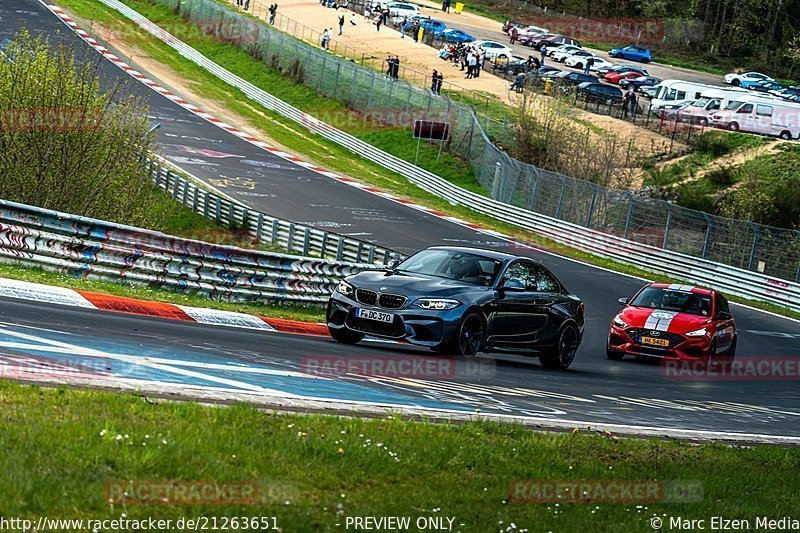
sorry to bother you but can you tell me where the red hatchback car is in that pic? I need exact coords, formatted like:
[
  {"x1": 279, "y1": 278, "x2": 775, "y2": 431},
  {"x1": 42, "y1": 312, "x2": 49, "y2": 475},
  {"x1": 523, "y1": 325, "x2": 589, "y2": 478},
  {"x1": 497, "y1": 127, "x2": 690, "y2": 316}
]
[
  {"x1": 607, "y1": 283, "x2": 737, "y2": 361},
  {"x1": 604, "y1": 70, "x2": 646, "y2": 84}
]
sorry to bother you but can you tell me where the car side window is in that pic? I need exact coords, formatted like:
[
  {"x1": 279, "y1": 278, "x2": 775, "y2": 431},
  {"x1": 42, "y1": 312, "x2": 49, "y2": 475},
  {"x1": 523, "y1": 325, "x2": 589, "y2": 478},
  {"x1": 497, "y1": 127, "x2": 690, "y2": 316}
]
[
  {"x1": 534, "y1": 266, "x2": 560, "y2": 293},
  {"x1": 502, "y1": 261, "x2": 537, "y2": 291},
  {"x1": 715, "y1": 293, "x2": 730, "y2": 315}
]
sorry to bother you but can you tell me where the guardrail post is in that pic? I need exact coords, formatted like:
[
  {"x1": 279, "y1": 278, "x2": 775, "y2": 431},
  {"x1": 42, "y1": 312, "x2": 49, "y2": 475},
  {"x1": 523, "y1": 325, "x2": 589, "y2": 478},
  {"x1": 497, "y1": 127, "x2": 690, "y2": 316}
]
[
  {"x1": 172, "y1": 178, "x2": 180, "y2": 199},
  {"x1": 555, "y1": 175, "x2": 567, "y2": 220},
  {"x1": 271, "y1": 219, "x2": 279, "y2": 246},
  {"x1": 663, "y1": 203, "x2": 672, "y2": 249},
  {"x1": 203, "y1": 193, "x2": 210, "y2": 219},
  {"x1": 256, "y1": 212, "x2": 264, "y2": 243},
  {"x1": 287, "y1": 223, "x2": 295, "y2": 253},
  {"x1": 586, "y1": 183, "x2": 598, "y2": 228},
  {"x1": 192, "y1": 186, "x2": 200, "y2": 211},
  {"x1": 701, "y1": 213, "x2": 713, "y2": 259},
  {"x1": 215, "y1": 198, "x2": 222, "y2": 222},
  {"x1": 747, "y1": 223, "x2": 761, "y2": 271},
  {"x1": 367, "y1": 245, "x2": 375, "y2": 264},
  {"x1": 336, "y1": 237, "x2": 344, "y2": 261},
  {"x1": 356, "y1": 242, "x2": 364, "y2": 263},
  {"x1": 302, "y1": 227, "x2": 311, "y2": 256},
  {"x1": 182, "y1": 179, "x2": 190, "y2": 204},
  {"x1": 623, "y1": 193, "x2": 635, "y2": 240},
  {"x1": 321, "y1": 231, "x2": 329, "y2": 257}
]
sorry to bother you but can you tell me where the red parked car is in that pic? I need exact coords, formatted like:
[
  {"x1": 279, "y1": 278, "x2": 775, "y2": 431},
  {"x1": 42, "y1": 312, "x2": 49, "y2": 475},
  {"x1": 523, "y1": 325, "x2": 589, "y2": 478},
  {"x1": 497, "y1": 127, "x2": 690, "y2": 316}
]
[
  {"x1": 604, "y1": 69, "x2": 647, "y2": 85},
  {"x1": 607, "y1": 283, "x2": 737, "y2": 361}
]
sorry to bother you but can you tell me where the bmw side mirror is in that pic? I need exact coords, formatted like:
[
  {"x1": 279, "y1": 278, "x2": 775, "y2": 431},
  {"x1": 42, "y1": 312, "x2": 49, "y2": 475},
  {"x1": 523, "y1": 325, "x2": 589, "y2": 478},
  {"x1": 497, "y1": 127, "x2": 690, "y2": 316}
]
[
  {"x1": 618, "y1": 297, "x2": 629, "y2": 305},
  {"x1": 501, "y1": 279, "x2": 526, "y2": 292},
  {"x1": 385, "y1": 258, "x2": 401, "y2": 270}
]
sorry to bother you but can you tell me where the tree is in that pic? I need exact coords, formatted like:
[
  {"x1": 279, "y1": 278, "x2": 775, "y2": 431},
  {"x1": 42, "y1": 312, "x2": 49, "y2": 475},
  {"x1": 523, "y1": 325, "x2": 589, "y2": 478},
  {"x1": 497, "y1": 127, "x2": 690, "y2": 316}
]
[{"x1": 0, "y1": 30, "x2": 159, "y2": 226}]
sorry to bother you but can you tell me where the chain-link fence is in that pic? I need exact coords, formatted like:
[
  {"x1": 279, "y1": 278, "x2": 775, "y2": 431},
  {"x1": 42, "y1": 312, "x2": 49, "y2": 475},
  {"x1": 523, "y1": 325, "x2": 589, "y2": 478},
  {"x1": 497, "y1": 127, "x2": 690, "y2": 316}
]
[{"x1": 154, "y1": 0, "x2": 800, "y2": 282}]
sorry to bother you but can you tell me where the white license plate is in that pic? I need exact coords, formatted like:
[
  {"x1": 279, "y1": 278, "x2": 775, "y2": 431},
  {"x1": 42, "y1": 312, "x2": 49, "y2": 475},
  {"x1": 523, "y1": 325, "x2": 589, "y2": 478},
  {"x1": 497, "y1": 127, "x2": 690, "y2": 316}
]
[{"x1": 355, "y1": 308, "x2": 394, "y2": 323}]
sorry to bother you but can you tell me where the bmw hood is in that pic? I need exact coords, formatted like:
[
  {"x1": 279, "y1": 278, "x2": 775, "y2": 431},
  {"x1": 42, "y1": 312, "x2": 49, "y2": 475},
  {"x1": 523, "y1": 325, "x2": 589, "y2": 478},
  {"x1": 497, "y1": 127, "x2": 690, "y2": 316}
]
[{"x1": 346, "y1": 270, "x2": 490, "y2": 298}]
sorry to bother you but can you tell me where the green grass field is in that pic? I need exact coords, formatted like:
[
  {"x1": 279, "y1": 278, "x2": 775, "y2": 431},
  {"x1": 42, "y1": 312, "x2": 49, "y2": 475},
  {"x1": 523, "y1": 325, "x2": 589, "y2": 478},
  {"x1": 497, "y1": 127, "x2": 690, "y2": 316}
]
[{"x1": 2, "y1": 382, "x2": 798, "y2": 530}]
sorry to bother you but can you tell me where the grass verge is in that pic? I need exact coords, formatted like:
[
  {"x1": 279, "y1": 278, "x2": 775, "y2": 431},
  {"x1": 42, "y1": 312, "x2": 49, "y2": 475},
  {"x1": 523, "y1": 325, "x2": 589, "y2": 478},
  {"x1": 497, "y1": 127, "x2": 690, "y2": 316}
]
[
  {"x1": 51, "y1": 0, "x2": 800, "y2": 321},
  {"x1": 0, "y1": 262, "x2": 325, "y2": 322},
  {"x1": 2, "y1": 381, "x2": 798, "y2": 529}
]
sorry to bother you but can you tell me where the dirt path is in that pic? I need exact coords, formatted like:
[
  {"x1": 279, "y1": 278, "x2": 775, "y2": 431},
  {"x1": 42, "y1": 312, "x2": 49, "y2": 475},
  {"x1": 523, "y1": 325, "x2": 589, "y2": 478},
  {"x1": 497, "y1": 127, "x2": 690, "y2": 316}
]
[{"x1": 674, "y1": 140, "x2": 784, "y2": 186}]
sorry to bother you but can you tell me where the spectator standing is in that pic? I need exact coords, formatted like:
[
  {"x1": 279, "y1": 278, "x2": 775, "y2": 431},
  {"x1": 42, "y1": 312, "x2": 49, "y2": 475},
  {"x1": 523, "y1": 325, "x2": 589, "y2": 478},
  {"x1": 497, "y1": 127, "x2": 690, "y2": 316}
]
[
  {"x1": 375, "y1": 13, "x2": 382, "y2": 31},
  {"x1": 412, "y1": 20, "x2": 420, "y2": 42},
  {"x1": 435, "y1": 70, "x2": 444, "y2": 93},
  {"x1": 393, "y1": 56, "x2": 400, "y2": 79},
  {"x1": 363, "y1": 5, "x2": 371, "y2": 21},
  {"x1": 466, "y1": 52, "x2": 477, "y2": 78},
  {"x1": 444, "y1": 0, "x2": 451, "y2": 12},
  {"x1": 382, "y1": 5, "x2": 389, "y2": 25},
  {"x1": 244, "y1": 0, "x2": 250, "y2": 9},
  {"x1": 431, "y1": 69, "x2": 439, "y2": 93},
  {"x1": 386, "y1": 55, "x2": 394, "y2": 77},
  {"x1": 321, "y1": 28, "x2": 331, "y2": 50},
  {"x1": 401, "y1": 16, "x2": 408, "y2": 38},
  {"x1": 510, "y1": 26, "x2": 518, "y2": 45},
  {"x1": 236, "y1": 0, "x2": 242, "y2": 6},
  {"x1": 623, "y1": 89, "x2": 631, "y2": 117},
  {"x1": 511, "y1": 71, "x2": 527, "y2": 93},
  {"x1": 474, "y1": 48, "x2": 484, "y2": 78},
  {"x1": 584, "y1": 56, "x2": 594, "y2": 75},
  {"x1": 338, "y1": 14, "x2": 345, "y2": 35},
  {"x1": 627, "y1": 88, "x2": 638, "y2": 118},
  {"x1": 268, "y1": 4, "x2": 277, "y2": 24}
]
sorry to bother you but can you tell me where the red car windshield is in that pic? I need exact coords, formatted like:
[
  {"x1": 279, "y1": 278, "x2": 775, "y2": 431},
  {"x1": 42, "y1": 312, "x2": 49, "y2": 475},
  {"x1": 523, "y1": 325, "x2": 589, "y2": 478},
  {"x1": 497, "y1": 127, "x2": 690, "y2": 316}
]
[{"x1": 630, "y1": 288, "x2": 712, "y2": 317}]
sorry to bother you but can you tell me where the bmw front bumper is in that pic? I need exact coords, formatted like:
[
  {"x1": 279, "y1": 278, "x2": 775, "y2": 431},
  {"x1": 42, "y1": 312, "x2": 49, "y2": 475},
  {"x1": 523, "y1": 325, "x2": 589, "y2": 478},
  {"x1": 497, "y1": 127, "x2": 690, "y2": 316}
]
[{"x1": 327, "y1": 292, "x2": 467, "y2": 348}]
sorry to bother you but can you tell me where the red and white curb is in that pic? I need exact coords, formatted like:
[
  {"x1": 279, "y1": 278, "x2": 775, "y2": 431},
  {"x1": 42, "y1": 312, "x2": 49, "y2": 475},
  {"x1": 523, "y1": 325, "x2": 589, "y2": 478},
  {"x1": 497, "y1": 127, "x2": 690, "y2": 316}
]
[
  {"x1": 43, "y1": 3, "x2": 510, "y2": 242},
  {"x1": 0, "y1": 277, "x2": 329, "y2": 336}
]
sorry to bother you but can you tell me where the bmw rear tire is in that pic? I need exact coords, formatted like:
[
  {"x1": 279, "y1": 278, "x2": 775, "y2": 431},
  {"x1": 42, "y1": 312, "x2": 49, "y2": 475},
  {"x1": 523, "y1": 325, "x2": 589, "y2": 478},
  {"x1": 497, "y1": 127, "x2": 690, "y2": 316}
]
[{"x1": 540, "y1": 325, "x2": 578, "y2": 369}]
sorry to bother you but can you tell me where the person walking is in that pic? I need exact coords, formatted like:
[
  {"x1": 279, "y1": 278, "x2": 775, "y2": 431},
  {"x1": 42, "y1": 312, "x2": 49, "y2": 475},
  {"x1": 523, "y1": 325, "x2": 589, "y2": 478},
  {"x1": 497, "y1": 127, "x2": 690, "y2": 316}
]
[
  {"x1": 509, "y1": 26, "x2": 518, "y2": 45},
  {"x1": 338, "y1": 14, "x2": 345, "y2": 35},
  {"x1": 584, "y1": 55, "x2": 594, "y2": 75}
]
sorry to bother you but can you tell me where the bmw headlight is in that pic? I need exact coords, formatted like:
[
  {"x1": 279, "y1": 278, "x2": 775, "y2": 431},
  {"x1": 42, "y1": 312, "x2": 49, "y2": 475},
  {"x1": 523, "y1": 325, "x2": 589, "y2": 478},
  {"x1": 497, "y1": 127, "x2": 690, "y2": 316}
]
[
  {"x1": 612, "y1": 315, "x2": 628, "y2": 328},
  {"x1": 413, "y1": 298, "x2": 461, "y2": 311},
  {"x1": 336, "y1": 280, "x2": 355, "y2": 297},
  {"x1": 685, "y1": 327, "x2": 708, "y2": 337}
]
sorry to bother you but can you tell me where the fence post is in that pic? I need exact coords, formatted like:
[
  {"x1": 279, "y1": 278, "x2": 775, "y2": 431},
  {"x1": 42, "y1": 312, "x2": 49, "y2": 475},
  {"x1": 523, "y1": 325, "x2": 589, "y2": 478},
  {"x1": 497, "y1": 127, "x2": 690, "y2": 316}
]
[
  {"x1": 747, "y1": 223, "x2": 761, "y2": 271},
  {"x1": 586, "y1": 183, "x2": 598, "y2": 228},
  {"x1": 303, "y1": 228, "x2": 311, "y2": 256},
  {"x1": 367, "y1": 245, "x2": 375, "y2": 264},
  {"x1": 318, "y1": 54, "x2": 327, "y2": 91},
  {"x1": 321, "y1": 231, "x2": 329, "y2": 257},
  {"x1": 215, "y1": 198, "x2": 222, "y2": 222},
  {"x1": 356, "y1": 242, "x2": 364, "y2": 263},
  {"x1": 256, "y1": 212, "x2": 264, "y2": 243},
  {"x1": 701, "y1": 213, "x2": 713, "y2": 259},
  {"x1": 287, "y1": 223, "x2": 296, "y2": 253},
  {"x1": 336, "y1": 237, "x2": 344, "y2": 261},
  {"x1": 366, "y1": 73, "x2": 377, "y2": 109},
  {"x1": 555, "y1": 175, "x2": 567, "y2": 220},
  {"x1": 349, "y1": 65, "x2": 358, "y2": 105},
  {"x1": 332, "y1": 61, "x2": 342, "y2": 100},
  {"x1": 623, "y1": 193, "x2": 635, "y2": 240},
  {"x1": 662, "y1": 203, "x2": 673, "y2": 249},
  {"x1": 271, "y1": 219, "x2": 279, "y2": 246}
]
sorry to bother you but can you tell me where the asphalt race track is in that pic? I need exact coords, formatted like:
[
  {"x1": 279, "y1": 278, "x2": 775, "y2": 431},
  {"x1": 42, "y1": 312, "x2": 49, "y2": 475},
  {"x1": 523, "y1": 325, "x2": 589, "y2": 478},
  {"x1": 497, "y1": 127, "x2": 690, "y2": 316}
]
[{"x1": 2, "y1": 0, "x2": 800, "y2": 438}]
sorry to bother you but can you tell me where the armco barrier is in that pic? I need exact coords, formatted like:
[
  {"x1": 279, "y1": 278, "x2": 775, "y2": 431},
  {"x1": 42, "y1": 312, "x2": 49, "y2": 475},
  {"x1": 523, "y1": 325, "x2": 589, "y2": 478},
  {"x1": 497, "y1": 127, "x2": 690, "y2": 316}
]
[
  {"x1": 145, "y1": 160, "x2": 401, "y2": 266},
  {"x1": 0, "y1": 199, "x2": 373, "y2": 305},
  {"x1": 90, "y1": 0, "x2": 800, "y2": 313}
]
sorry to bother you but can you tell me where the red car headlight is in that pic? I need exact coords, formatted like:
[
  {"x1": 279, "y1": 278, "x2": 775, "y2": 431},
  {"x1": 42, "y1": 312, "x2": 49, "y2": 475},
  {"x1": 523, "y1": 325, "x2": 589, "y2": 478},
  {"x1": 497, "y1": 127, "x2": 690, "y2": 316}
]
[{"x1": 685, "y1": 327, "x2": 708, "y2": 338}]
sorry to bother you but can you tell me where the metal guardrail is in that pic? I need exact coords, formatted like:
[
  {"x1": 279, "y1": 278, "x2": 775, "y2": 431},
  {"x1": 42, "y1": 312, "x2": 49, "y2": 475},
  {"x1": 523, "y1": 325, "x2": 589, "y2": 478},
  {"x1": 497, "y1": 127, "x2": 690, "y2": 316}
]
[
  {"x1": 145, "y1": 160, "x2": 402, "y2": 266},
  {"x1": 95, "y1": 0, "x2": 800, "y2": 312},
  {"x1": 0, "y1": 198, "x2": 374, "y2": 305}
]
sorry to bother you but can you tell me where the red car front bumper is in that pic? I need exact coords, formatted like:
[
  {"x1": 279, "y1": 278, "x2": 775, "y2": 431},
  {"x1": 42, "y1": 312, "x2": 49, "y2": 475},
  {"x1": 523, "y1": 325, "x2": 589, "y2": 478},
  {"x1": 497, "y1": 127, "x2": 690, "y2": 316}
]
[{"x1": 608, "y1": 325, "x2": 711, "y2": 359}]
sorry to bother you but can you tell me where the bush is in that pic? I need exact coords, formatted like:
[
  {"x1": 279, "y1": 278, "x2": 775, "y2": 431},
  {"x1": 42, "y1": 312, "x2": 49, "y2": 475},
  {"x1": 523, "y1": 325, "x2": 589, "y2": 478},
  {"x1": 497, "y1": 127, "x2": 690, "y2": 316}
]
[
  {"x1": 0, "y1": 31, "x2": 159, "y2": 226},
  {"x1": 706, "y1": 165, "x2": 737, "y2": 188}
]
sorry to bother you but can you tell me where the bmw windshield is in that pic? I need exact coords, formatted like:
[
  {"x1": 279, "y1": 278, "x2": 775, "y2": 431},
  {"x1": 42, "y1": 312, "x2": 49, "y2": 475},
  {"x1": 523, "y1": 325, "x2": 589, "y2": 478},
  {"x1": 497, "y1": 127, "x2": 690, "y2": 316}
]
[
  {"x1": 630, "y1": 287, "x2": 712, "y2": 317},
  {"x1": 395, "y1": 249, "x2": 502, "y2": 286}
]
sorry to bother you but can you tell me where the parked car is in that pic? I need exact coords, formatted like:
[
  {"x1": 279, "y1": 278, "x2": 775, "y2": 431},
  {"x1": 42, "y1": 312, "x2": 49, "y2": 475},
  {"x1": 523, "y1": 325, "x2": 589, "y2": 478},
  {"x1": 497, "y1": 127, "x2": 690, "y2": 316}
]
[
  {"x1": 564, "y1": 54, "x2": 612, "y2": 72},
  {"x1": 638, "y1": 86, "x2": 658, "y2": 99},
  {"x1": 576, "y1": 82, "x2": 624, "y2": 105},
  {"x1": 548, "y1": 45, "x2": 583, "y2": 62},
  {"x1": 596, "y1": 63, "x2": 648, "y2": 78},
  {"x1": 555, "y1": 71, "x2": 598, "y2": 89},
  {"x1": 417, "y1": 18, "x2": 447, "y2": 35},
  {"x1": 710, "y1": 94, "x2": 800, "y2": 140},
  {"x1": 387, "y1": 2, "x2": 420, "y2": 22},
  {"x1": 537, "y1": 35, "x2": 581, "y2": 51},
  {"x1": 517, "y1": 25, "x2": 549, "y2": 39},
  {"x1": 723, "y1": 71, "x2": 772, "y2": 87},
  {"x1": 773, "y1": 86, "x2": 800, "y2": 99},
  {"x1": 619, "y1": 76, "x2": 662, "y2": 90},
  {"x1": 501, "y1": 20, "x2": 527, "y2": 34},
  {"x1": 537, "y1": 65, "x2": 561, "y2": 76},
  {"x1": 604, "y1": 68, "x2": 648, "y2": 84},
  {"x1": 607, "y1": 283, "x2": 736, "y2": 361},
  {"x1": 746, "y1": 80, "x2": 784, "y2": 93},
  {"x1": 472, "y1": 40, "x2": 514, "y2": 60},
  {"x1": 518, "y1": 32, "x2": 556, "y2": 47},
  {"x1": 327, "y1": 246, "x2": 585, "y2": 367},
  {"x1": 437, "y1": 28, "x2": 475, "y2": 43},
  {"x1": 608, "y1": 45, "x2": 652, "y2": 63},
  {"x1": 501, "y1": 56, "x2": 536, "y2": 75},
  {"x1": 657, "y1": 100, "x2": 697, "y2": 120}
]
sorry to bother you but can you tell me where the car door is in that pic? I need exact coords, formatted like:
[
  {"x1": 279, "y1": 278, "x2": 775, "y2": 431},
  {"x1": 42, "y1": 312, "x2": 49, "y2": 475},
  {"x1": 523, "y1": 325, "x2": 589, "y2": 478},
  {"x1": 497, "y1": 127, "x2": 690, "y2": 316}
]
[
  {"x1": 713, "y1": 293, "x2": 734, "y2": 353},
  {"x1": 487, "y1": 260, "x2": 549, "y2": 345}
]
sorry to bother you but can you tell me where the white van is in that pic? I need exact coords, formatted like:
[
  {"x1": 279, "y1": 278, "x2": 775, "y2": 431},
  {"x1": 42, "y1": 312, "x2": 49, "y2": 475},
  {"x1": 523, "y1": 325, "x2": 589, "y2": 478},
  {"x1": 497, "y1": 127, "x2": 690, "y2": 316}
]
[
  {"x1": 650, "y1": 80, "x2": 717, "y2": 111},
  {"x1": 680, "y1": 87, "x2": 749, "y2": 125},
  {"x1": 710, "y1": 95, "x2": 800, "y2": 140}
]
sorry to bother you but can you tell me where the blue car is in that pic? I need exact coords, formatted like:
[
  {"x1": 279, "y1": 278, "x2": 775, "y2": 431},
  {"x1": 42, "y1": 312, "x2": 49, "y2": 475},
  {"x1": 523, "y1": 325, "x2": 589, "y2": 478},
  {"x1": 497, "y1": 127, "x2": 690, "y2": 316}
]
[
  {"x1": 419, "y1": 19, "x2": 447, "y2": 35},
  {"x1": 608, "y1": 45, "x2": 652, "y2": 63},
  {"x1": 327, "y1": 246, "x2": 585, "y2": 367},
  {"x1": 744, "y1": 80, "x2": 784, "y2": 92},
  {"x1": 437, "y1": 28, "x2": 475, "y2": 43}
]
